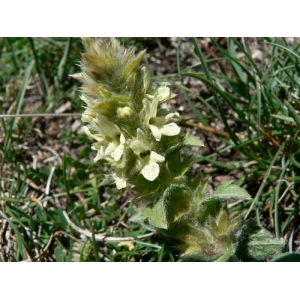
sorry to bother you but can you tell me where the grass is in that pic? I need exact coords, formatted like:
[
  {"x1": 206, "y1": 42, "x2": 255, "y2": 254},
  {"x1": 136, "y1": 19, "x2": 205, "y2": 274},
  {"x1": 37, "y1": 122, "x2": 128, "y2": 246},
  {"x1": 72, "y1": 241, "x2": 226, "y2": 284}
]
[
  {"x1": 181, "y1": 37, "x2": 300, "y2": 247},
  {"x1": 0, "y1": 37, "x2": 299, "y2": 261}
]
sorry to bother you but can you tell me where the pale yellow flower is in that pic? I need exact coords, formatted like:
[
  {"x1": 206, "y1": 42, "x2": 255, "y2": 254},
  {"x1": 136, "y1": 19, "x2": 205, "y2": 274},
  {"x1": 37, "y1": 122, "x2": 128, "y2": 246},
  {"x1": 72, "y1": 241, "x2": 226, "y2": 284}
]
[
  {"x1": 129, "y1": 129, "x2": 165, "y2": 181},
  {"x1": 112, "y1": 168, "x2": 127, "y2": 189},
  {"x1": 143, "y1": 94, "x2": 180, "y2": 141},
  {"x1": 146, "y1": 85, "x2": 176, "y2": 103},
  {"x1": 82, "y1": 115, "x2": 125, "y2": 162}
]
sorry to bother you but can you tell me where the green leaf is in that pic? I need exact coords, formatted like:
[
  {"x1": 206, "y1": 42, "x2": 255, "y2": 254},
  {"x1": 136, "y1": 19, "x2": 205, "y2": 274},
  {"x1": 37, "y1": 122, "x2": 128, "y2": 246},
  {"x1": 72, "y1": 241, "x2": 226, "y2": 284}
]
[
  {"x1": 271, "y1": 253, "x2": 300, "y2": 262},
  {"x1": 198, "y1": 182, "x2": 249, "y2": 224},
  {"x1": 167, "y1": 185, "x2": 191, "y2": 223},
  {"x1": 206, "y1": 181, "x2": 252, "y2": 202},
  {"x1": 54, "y1": 247, "x2": 66, "y2": 262},
  {"x1": 183, "y1": 134, "x2": 204, "y2": 147},
  {"x1": 143, "y1": 200, "x2": 168, "y2": 229},
  {"x1": 129, "y1": 210, "x2": 155, "y2": 231},
  {"x1": 217, "y1": 209, "x2": 229, "y2": 234},
  {"x1": 192, "y1": 174, "x2": 209, "y2": 203},
  {"x1": 48, "y1": 208, "x2": 68, "y2": 229},
  {"x1": 34, "y1": 205, "x2": 47, "y2": 221},
  {"x1": 167, "y1": 153, "x2": 194, "y2": 179},
  {"x1": 54, "y1": 247, "x2": 72, "y2": 262},
  {"x1": 197, "y1": 200, "x2": 223, "y2": 224},
  {"x1": 236, "y1": 222, "x2": 283, "y2": 261}
]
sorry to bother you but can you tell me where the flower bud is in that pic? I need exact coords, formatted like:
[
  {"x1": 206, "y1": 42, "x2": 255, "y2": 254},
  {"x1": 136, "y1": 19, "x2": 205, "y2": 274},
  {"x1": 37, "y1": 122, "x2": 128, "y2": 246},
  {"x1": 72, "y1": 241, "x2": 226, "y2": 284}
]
[{"x1": 117, "y1": 106, "x2": 133, "y2": 118}]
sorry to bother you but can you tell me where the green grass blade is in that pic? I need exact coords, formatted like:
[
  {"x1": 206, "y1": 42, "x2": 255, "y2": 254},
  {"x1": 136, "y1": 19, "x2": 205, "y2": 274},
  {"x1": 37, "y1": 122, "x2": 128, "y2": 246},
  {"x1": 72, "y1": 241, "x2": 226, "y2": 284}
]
[
  {"x1": 270, "y1": 114, "x2": 295, "y2": 124},
  {"x1": 231, "y1": 37, "x2": 261, "y2": 77},
  {"x1": 274, "y1": 157, "x2": 291, "y2": 238},
  {"x1": 172, "y1": 81, "x2": 219, "y2": 125},
  {"x1": 210, "y1": 38, "x2": 257, "y2": 83},
  {"x1": 228, "y1": 38, "x2": 247, "y2": 83},
  {"x1": 177, "y1": 38, "x2": 207, "y2": 124},
  {"x1": 7, "y1": 38, "x2": 20, "y2": 72},
  {"x1": 3, "y1": 59, "x2": 35, "y2": 155},
  {"x1": 158, "y1": 243, "x2": 165, "y2": 262},
  {"x1": 0, "y1": 210, "x2": 28, "y2": 260},
  {"x1": 284, "y1": 100, "x2": 300, "y2": 128},
  {"x1": 28, "y1": 37, "x2": 49, "y2": 98},
  {"x1": 56, "y1": 37, "x2": 73, "y2": 85},
  {"x1": 210, "y1": 38, "x2": 255, "y2": 82},
  {"x1": 244, "y1": 142, "x2": 286, "y2": 221},
  {"x1": 182, "y1": 72, "x2": 255, "y2": 128},
  {"x1": 191, "y1": 38, "x2": 237, "y2": 142},
  {"x1": 255, "y1": 75, "x2": 262, "y2": 125},
  {"x1": 266, "y1": 41, "x2": 300, "y2": 61}
]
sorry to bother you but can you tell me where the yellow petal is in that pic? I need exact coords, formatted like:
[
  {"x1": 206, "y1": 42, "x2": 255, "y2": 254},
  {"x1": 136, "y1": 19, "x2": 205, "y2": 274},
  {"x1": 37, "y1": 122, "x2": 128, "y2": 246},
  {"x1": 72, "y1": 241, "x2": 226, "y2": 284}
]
[{"x1": 141, "y1": 160, "x2": 160, "y2": 181}]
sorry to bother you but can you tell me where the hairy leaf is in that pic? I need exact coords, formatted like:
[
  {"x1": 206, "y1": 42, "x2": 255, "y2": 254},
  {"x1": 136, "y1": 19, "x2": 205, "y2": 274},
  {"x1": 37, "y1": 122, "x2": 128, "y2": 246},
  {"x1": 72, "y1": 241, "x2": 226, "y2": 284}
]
[{"x1": 205, "y1": 181, "x2": 251, "y2": 202}]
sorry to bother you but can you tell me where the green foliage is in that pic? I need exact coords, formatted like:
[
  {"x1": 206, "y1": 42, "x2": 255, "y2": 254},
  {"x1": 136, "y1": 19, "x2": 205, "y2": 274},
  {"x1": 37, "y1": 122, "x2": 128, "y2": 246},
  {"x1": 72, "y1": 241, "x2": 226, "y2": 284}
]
[{"x1": 180, "y1": 37, "x2": 300, "y2": 260}]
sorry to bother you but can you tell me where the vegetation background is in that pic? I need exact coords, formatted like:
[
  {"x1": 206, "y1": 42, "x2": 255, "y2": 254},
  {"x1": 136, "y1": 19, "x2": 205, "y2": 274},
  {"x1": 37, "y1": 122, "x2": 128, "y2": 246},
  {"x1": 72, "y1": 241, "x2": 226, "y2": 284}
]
[{"x1": 0, "y1": 37, "x2": 299, "y2": 261}]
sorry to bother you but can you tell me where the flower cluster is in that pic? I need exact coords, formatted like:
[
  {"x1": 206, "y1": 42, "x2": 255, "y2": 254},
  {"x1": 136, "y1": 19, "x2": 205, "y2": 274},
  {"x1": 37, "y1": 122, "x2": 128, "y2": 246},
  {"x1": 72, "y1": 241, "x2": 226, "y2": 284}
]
[{"x1": 72, "y1": 38, "x2": 181, "y2": 189}]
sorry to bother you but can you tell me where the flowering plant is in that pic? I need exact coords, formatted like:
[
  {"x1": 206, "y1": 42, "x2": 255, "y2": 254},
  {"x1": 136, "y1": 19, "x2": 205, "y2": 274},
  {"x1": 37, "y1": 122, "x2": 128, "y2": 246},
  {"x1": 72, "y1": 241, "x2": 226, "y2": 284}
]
[{"x1": 72, "y1": 38, "x2": 283, "y2": 261}]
